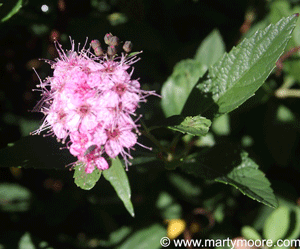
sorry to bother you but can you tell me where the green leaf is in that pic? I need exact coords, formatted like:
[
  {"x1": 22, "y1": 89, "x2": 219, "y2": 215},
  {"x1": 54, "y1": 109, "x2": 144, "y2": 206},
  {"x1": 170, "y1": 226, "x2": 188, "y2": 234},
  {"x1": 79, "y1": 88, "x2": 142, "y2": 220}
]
[
  {"x1": 263, "y1": 206, "x2": 290, "y2": 242},
  {"x1": 182, "y1": 15, "x2": 298, "y2": 119},
  {"x1": 0, "y1": 0, "x2": 23, "y2": 22},
  {"x1": 211, "y1": 113, "x2": 230, "y2": 136},
  {"x1": 216, "y1": 152, "x2": 278, "y2": 208},
  {"x1": 163, "y1": 115, "x2": 211, "y2": 136},
  {"x1": 276, "y1": 105, "x2": 295, "y2": 123},
  {"x1": 0, "y1": 183, "x2": 31, "y2": 212},
  {"x1": 161, "y1": 59, "x2": 207, "y2": 117},
  {"x1": 18, "y1": 232, "x2": 54, "y2": 249},
  {"x1": 116, "y1": 224, "x2": 166, "y2": 249},
  {"x1": 108, "y1": 12, "x2": 128, "y2": 26},
  {"x1": 181, "y1": 144, "x2": 241, "y2": 180},
  {"x1": 241, "y1": 226, "x2": 262, "y2": 241},
  {"x1": 195, "y1": 29, "x2": 226, "y2": 67},
  {"x1": 98, "y1": 227, "x2": 132, "y2": 247},
  {"x1": 73, "y1": 162, "x2": 102, "y2": 190},
  {"x1": 181, "y1": 147, "x2": 278, "y2": 208},
  {"x1": 103, "y1": 158, "x2": 134, "y2": 217},
  {"x1": 168, "y1": 173, "x2": 202, "y2": 200},
  {"x1": 18, "y1": 233, "x2": 35, "y2": 249},
  {"x1": 156, "y1": 191, "x2": 182, "y2": 220},
  {"x1": 285, "y1": 205, "x2": 300, "y2": 240}
]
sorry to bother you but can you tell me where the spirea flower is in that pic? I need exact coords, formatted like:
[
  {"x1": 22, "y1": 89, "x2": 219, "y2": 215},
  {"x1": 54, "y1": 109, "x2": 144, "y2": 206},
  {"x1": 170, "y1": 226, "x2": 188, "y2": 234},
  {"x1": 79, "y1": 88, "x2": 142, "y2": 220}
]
[{"x1": 32, "y1": 34, "x2": 157, "y2": 173}]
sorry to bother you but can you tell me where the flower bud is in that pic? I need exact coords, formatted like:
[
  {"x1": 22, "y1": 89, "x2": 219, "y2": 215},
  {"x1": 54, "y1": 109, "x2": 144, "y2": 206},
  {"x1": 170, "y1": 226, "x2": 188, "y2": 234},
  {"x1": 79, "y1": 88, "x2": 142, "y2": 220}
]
[
  {"x1": 91, "y1": 40, "x2": 103, "y2": 56},
  {"x1": 104, "y1": 33, "x2": 113, "y2": 45},
  {"x1": 123, "y1": 41, "x2": 133, "y2": 53},
  {"x1": 107, "y1": 46, "x2": 117, "y2": 57},
  {"x1": 110, "y1": 36, "x2": 120, "y2": 46}
]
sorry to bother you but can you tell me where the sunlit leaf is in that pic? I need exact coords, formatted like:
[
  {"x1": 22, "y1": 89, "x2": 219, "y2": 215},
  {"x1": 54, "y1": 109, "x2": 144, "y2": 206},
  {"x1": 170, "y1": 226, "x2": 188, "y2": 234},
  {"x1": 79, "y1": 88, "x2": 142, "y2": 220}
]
[
  {"x1": 211, "y1": 113, "x2": 230, "y2": 136},
  {"x1": 162, "y1": 115, "x2": 211, "y2": 136},
  {"x1": 103, "y1": 158, "x2": 134, "y2": 217},
  {"x1": 182, "y1": 15, "x2": 298, "y2": 119},
  {"x1": 73, "y1": 162, "x2": 102, "y2": 190},
  {"x1": 263, "y1": 206, "x2": 290, "y2": 242},
  {"x1": 241, "y1": 226, "x2": 262, "y2": 241}
]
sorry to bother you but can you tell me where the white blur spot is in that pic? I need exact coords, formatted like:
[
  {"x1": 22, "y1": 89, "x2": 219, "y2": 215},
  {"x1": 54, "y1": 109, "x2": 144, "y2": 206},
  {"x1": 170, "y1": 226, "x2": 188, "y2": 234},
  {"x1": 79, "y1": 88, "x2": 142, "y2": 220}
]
[{"x1": 41, "y1": 4, "x2": 49, "y2": 12}]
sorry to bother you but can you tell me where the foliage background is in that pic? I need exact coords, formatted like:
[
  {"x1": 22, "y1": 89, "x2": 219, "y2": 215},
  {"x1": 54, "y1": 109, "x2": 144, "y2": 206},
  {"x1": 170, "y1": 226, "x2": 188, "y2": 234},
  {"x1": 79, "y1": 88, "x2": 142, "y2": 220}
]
[{"x1": 1, "y1": 0, "x2": 300, "y2": 248}]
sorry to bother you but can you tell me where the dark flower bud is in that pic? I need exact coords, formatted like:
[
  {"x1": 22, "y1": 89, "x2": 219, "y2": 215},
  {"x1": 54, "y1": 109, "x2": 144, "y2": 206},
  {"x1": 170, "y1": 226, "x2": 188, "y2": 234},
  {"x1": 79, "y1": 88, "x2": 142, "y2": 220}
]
[
  {"x1": 91, "y1": 40, "x2": 103, "y2": 56},
  {"x1": 104, "y1": 33, "x2": 113, "y2": 45},
  {"x1": 123, "y1": 41, "x2": 133, "y2": 53},
  {"x1": 110, "y1": 36, "x2": 120, "y2": 46},
  {"x1": 107, "y1": 46, "x2": 117, "y2": 56}
]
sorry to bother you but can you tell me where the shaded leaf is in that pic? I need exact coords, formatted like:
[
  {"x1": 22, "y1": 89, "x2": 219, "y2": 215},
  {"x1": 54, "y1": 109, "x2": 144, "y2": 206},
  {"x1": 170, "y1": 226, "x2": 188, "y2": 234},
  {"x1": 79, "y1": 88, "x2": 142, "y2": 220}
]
[
  {"x1": 276, "y1": 105, "x2": 295, "y2": 123},
  {"x1": 103, "y1": 158, "x2": 134, "y2": 217},
  {"x1": 241, "y1": 226, "x2": 262, "y2": 241},
  {"x1": 18, "y1": 232, "x2": 54, "y2": 249},
  {"x1": 180, "y1": 144, "x2": 242, "y2": 180},
  {"x1": 161, "y1": 59, "x2": 207, "y2": 117},
  {"x1": 117, "y1": 224, "x2": 166, "y2": 249},
  {"x1": 195, "y1": 29, "x2": 226, "y2": 67},
  {"x1": 73, "y1": 162, "x2": 102, "y2": 190},
  {"x1": 0, "y1": 136, "x2": 75, "y2": 169},
  {"x1": 182, "y1": 15, "x2": 298, "y2": 119},
  {"x1": 0, "y1": 0, "x2": 23, "y2": 22},
  {"x1": 0, "y1": 183, "x2": 31, "y2": 212},
  {"x1": 181, "y1": 147, "x2": 278, "y2": 208},
  {"x1": 98, "y1": 227, "x2": 132, "y2": 247},
  {"x1": 168, "y1": 173, "x2": 202, "y2": 201},
  {"x1": 216, "y1": 152, "x2": 278, "y2": 208},
  {"x1": 156, "y1": 191, "x2": 182, "y2": 220},
  {"x1": 18, "y1": 233, "x2": 35, "y2": 249}
]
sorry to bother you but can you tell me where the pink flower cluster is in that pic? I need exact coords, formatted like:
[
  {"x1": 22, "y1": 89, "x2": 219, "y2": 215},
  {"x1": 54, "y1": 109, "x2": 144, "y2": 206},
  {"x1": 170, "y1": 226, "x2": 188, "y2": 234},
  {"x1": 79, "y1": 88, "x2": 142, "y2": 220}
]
[{"x1": 32, "y1": 36, "x2": 156, "y2": 173}]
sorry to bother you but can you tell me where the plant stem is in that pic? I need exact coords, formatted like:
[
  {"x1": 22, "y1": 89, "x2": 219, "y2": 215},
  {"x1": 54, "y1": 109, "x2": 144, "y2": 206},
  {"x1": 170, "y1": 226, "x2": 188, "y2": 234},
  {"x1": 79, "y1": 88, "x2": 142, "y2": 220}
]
[
  {"x1": 275, "y1": 88, "x2": 300, "y2": 98},
  {"x1": 140, "y1": 120, "x2": 169, "y2": 154}
]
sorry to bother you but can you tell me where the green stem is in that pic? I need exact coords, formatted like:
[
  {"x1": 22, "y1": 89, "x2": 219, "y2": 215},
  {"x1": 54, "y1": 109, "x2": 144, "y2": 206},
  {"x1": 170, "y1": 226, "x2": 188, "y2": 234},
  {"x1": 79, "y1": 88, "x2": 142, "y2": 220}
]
[
  {"x1": 275, "y1": 88, "x2": 300, "y2": 99},
  {"x1": 170, "y1": 133, "x2": 182, "y2": 151},
  {"x1": 140, "y1": 120, "x2": 169, "y2": 154},
  {"x1": 281, "y1": 76, "x2": 295, "y2": 89}
]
